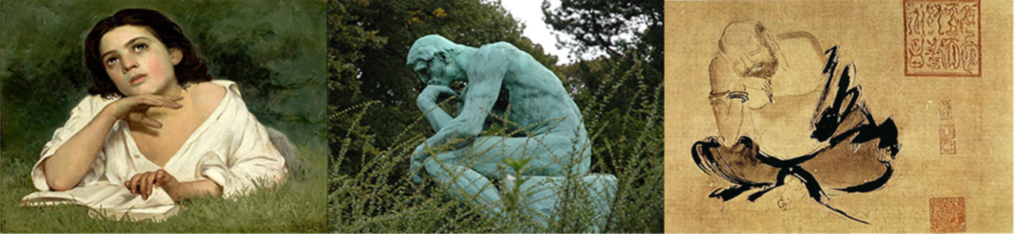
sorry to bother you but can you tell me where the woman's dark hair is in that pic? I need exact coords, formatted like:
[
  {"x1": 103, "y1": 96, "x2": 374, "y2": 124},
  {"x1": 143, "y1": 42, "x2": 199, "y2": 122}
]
[{"x1": 84, "y1": 8, "x2": 211, "y2": 98}]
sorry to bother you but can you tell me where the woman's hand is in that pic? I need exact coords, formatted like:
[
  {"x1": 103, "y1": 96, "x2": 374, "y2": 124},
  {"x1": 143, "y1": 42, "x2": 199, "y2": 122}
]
[
  {"x1": 44, "y1": 95, "x2": 180, "y2": 191},
  {"x1": 125, "y1": 169, "x2": 181, "y2": 201},
  {"x1": 105, "y1": 95, "x2": 183, "y2": 128}
]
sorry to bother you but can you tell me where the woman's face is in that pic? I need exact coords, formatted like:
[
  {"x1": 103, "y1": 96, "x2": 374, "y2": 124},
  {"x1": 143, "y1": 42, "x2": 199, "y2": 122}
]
[{"x1": 99, "y1": 25, "x2": 182, "y2": 97}]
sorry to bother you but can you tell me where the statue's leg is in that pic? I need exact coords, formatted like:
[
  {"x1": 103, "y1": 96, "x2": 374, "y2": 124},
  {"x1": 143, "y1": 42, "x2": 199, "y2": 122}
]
[
  {"x1": 465, "y1": 133, "x2": 591, "y2": 180},
  {"x1": 423, "y1": 151, "x2": 504, "y2": 215},
  {"x1": 420, "y1": 133, "x2": 591, "y2": 218},
  {"x1": 458, "y1": 134, "x2": 593, "y2": 228}
]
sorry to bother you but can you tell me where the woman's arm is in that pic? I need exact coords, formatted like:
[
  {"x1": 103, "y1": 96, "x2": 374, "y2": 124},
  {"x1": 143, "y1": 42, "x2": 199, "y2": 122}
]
[
  {"x1": 176, "y1": 179, "x2": 223, "y2": 201},
  {"x1": 42, "y1": 108, "x2": 120, "y2": 191},
  {"x1": 43, "y1": 95, "x2": 182, "y2": 191}
]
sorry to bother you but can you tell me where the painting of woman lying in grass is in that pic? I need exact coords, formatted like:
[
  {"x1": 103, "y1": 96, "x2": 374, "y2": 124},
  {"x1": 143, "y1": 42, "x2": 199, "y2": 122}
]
[{"x1": 20, "y1": 8, "x2": 287, "y2": 219}]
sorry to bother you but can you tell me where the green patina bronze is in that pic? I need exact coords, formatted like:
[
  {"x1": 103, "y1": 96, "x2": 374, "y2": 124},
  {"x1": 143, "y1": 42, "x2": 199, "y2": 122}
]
[{"x1": 406, "y1": 35, "x2": 615, "y2": 231}]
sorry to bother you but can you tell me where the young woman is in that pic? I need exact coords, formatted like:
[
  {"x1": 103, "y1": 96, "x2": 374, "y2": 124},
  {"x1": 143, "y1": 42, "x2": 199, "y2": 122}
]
[{"x1": 21, "y1": 8, "x2": 286, "y2": 217}]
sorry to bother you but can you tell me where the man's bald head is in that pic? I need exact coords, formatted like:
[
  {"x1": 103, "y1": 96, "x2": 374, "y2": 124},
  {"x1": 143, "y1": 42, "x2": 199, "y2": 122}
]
[
  {"x1": 407, "y1": 35, "x2": 467, "y2": 85},
  {"x1": 718, "y1": 21, "x2": 779, "y2": 79}
]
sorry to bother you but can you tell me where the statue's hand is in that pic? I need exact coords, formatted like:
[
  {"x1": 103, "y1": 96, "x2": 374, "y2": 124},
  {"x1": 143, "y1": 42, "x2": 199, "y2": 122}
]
[{"x1": 417, "y1": 85, "x2": 458, "y2": 107}]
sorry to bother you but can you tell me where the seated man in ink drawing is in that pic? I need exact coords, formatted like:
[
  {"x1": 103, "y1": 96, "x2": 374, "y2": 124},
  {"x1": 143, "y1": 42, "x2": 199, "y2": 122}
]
[
  {"x1": 406, "y1": 35, "x2": 591, "y2": 215},
  {"x1": 692, "y1": 20, "x2": 900, "y2": 223}
]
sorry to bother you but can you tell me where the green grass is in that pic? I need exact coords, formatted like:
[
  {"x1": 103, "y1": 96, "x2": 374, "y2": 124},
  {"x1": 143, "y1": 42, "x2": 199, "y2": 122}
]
[{"x1": 0, "y1": 145, "x2": 327, "y2": 233}]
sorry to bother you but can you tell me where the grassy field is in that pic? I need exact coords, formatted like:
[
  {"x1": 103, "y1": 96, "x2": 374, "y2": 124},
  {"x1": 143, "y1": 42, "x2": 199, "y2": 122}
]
[{"x1": 0, "y1": 146, "x2": 327, "y2": 232}]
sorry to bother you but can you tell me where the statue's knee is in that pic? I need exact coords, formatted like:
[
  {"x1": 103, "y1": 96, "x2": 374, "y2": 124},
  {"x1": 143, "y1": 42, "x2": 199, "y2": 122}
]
[
  {"x1": 558, "y1": 153, "x2": 592, "y2": 175},
  {"x1": 540, "y1": 162, "x2": 573, "y2": 177},
  {"x1": 412, "y1": 144, "x2": 427, "y2": 155},
  {"x1": 423, "y1": 157, "x2": 440, "y2": 173},
  {"x1": 574, "y1": 153, "x2": 591, "y2": 167}
]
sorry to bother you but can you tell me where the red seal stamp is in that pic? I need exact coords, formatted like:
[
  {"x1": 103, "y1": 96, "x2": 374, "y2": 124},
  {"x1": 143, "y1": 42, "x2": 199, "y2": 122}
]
[
  {"x1": 904, "y1": 0, "x2": 981, "y2": 77},
  {"x1": 939, "y1": 124, "x2": 956, "y2": 139},
  {"x1": 939, "y1": 100, "x2": 952, "y2": 120},
  {"x1": 930, "y1": 197, "x2": 966, "y2": 232},
  {"x1": 939, "y1": 138, "x2": 956, "y2": 155}
]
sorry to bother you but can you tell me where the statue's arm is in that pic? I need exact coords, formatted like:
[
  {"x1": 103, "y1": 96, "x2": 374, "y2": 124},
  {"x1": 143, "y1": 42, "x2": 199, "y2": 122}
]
[
  {"x1": 424, "y1": 45, "x2": 507, "y2": 148},
  {"x1": 456, "y1": 86, "x2": 466, "y2": 116},
  {"x1": 416, "y1": 85, "x2": 458, "y2": 132}
]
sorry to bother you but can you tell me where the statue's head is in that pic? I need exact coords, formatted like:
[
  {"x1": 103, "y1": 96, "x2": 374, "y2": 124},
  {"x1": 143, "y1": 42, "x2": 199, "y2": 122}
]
[
  {"x1": 407, "y1": 35, "x2": 467, "y2": 86},
  {"x1": 718, "y1": 20, "x2": 779, "y2": 79}
]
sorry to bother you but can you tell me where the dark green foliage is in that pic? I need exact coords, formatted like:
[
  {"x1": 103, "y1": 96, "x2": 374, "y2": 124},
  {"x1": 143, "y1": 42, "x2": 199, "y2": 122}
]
[
  {"x1": 546, "y1": 0, "x2": 664, "y2": 130},
  {"x1": 543, "y1": 0, "x2": 663, "y2": 59},
  {"x1": 573, "y1": 56, "x2": 664, "y2": 232},
  {"x1": 546, "y1": 0, "x2": 665, "y2": 231},
  {"x1": 1, "y1": 0, "x2": 327, "y2": 231}
]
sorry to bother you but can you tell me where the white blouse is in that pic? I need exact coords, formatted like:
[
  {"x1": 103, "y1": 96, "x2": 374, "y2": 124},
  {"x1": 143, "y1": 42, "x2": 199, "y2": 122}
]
[{"x1": 21, "y1": 80, "x2": 286, "y2": 217}]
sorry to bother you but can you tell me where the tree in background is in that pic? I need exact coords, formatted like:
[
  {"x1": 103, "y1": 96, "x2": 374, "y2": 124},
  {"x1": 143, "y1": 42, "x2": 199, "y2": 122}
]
[
  {"x1": 544, "y1": 0, "x2": 662, "y2": 116},
  {"x1": 544, "y1": 0, "x2": 664, "y2": 232},
  {"x1": 543, "y1": 0, "x2": 662, "y2": 59}
]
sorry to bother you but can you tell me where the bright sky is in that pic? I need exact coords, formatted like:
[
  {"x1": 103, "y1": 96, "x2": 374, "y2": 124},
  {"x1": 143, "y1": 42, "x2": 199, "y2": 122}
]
[{"x1": 499, "y1": 0, "x2": 573, "y2": 64}]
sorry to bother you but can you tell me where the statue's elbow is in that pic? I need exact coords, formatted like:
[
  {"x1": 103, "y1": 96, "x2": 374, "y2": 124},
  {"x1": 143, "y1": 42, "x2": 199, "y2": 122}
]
[{"x1": 461, "y1": 126, "x2": 482, "y2": 138}]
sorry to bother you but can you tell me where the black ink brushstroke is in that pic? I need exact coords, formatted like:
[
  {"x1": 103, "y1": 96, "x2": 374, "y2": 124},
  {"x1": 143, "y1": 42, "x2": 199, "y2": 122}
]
[
  {"x1": 691, "y1": 45, "x2": 902, "y2": 225},
  {"x1": 746, "y1": 168, "x2": 790, "y2": 201},
  {"x1": 710, "y1": 185, "x2": 761, "y2": 201},
  {"x1": 836, "y1": 163, "x2": 894, "y2": 193}
]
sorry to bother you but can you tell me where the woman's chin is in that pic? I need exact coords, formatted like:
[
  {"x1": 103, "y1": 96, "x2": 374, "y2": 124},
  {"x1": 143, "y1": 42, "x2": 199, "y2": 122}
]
[
  {"x1": 127, "y1": 84, "x2": 167, "y2": 96},
  {"x1": 123, "y1": 89, "x2": 155, "y2": 97}
]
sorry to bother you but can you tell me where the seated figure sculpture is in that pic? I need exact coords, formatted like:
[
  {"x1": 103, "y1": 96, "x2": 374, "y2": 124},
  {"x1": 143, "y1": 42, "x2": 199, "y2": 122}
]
[{"x1": 406, "y1": 35, "x2": 615, "y2": 230}]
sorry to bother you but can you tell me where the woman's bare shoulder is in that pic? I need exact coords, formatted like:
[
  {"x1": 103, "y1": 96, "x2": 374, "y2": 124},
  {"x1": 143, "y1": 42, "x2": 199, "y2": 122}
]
[{"x1": 189, "y1": 81, "x2": 227, "y2": 114}]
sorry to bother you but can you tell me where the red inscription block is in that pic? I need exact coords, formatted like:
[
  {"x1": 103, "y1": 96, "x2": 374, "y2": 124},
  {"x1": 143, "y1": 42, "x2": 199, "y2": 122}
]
[
  {"x1": 930, "y1": 197, "x2": 966, "y2": 233},
  {"x1": 904, "y1": 0, "x2": 981, "y2": 77}
]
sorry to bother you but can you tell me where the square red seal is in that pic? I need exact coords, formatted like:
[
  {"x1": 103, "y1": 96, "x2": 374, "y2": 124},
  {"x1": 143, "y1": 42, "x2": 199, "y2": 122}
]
[
  {"x1": 904, "y1": 0, "x2": 981, "y2": 77},
  {"x1": 939, "y1": 138, "x2": 956, "y2": 155},
  {"x1": 930, "y1": 197, "x2": 966, "y2": 233}
]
